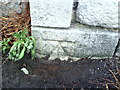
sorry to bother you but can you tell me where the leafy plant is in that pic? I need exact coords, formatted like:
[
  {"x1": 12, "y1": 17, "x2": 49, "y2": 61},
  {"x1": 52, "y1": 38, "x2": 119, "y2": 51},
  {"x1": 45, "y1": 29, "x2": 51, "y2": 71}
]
[
  {"x1": 1, "y1": 38, "x2": 11, "y2": 53},
  {"x1": 8, "y1": 28, "x2": 36, "y2": 61}
]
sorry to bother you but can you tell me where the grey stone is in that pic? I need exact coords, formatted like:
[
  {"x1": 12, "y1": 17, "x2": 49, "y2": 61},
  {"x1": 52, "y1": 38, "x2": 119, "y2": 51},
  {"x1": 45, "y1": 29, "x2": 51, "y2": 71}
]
[
  {"x1": 76, "y1": 0, "x2": 119, "y2": 28},
  {"x1": 29, "y1": 0, "x2": 73, "y2": 28},
  {"x1": 36, "y1": 53, "x2": 47, "y2": 59},
  {"x1": 0, "y1": 0, "x2": 26, "y2": 16},
  {"x1": 31, "y1": 24, "x2": 119, "y2": 60}
]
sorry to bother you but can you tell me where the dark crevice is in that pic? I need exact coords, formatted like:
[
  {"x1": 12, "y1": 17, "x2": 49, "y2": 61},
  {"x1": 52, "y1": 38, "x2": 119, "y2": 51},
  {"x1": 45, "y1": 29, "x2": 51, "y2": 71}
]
[
  {"x1": 113, "y1": 39, "x2": 120, "y2": 57},
  {"x1": 73, "y1": 0, "x2": 78, "y2": 10},
  {"x1": 71, "y1": 0, "x2": 78, "y2": 23}
]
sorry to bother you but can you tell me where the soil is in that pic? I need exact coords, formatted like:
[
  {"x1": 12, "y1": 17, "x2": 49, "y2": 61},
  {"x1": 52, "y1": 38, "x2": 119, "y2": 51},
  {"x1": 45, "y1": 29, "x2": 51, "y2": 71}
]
[{"x1": 2, "y1": 54, "x2": 120, "y2": 89}]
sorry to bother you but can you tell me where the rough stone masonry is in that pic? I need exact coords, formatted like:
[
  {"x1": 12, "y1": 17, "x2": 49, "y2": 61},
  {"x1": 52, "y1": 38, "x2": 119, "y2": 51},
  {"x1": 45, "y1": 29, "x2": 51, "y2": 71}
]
[
  {"x1": 0, "y1": 0, "x2": 26, "y2": 16},
  {"x1": 29, "y1": 0, "x2": 119, "y2": 60},
  {"x1": 29, "y1": 0, "x2": 73, "y2": 28},
  {"x1": 76, "y1": 0, "x2": 119, "y2": 28},
  {"x1": 0, "y1": 0, "x2": 119, "y2": 60},
  {"x1": 32, "y1": 24, "x2": 118, "y2": 60}
]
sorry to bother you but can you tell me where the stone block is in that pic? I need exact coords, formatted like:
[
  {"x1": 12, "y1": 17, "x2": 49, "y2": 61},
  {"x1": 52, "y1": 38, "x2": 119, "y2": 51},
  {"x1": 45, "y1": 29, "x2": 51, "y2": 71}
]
[
  {"x1": 0, "y1": 0, "x2": 26, "y2": 16},
  {"x1": 76, "y1": 0, "x2": 119, "y2": 28},
  {"x1": 29, "y1": 0, "x2": 73, "y2": 28},
  {"x1": 31, "y1": 24, "x2": 119, "y2": 59}
]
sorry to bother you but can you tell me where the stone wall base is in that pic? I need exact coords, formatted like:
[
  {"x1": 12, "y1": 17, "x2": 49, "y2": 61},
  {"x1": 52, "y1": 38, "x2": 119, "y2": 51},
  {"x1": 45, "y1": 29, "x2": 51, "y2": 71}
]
[{"x1": 32, "y1": 24, "x2": 119, "y2": 60}]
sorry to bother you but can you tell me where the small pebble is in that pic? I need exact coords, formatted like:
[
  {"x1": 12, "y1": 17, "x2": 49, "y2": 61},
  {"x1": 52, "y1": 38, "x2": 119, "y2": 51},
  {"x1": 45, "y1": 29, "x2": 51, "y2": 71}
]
[{"x1": 21, "y1": 68, "x2": 29, "y2": 75}]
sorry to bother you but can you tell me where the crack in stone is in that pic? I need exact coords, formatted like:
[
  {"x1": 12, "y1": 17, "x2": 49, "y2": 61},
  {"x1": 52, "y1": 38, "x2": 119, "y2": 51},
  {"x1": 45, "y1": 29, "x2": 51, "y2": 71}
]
[{"x1": 42, "y1": 39, "x2": 76, "y2": 43}]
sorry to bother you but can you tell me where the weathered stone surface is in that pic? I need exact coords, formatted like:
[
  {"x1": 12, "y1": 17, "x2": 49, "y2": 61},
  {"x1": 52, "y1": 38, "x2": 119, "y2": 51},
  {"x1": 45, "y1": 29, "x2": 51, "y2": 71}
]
[
  {"x1": 0, "y1": 0, "x2": 26, "y2": 16},
  {"x1": 31, "y1": 24, "x2": 119, "y2": 60},
  {"x1": 29, "y1": 0, "x2": 73, "y2": 28},
  {"x1": 76, "y1": 0, "x2": 119, "y2": 28}
]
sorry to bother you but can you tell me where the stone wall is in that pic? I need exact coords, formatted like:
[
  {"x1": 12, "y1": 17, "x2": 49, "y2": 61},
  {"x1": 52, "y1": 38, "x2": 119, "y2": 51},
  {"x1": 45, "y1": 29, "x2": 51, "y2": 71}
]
[
  {"x1": 32, "y1": 24, "x2": 118, "y2": 60},
  {"x1": 29, "y1": 0, "x2": 119, "y2": 60},
  {"x1": 0, "y1": 0, "x2": 120, "y2": 60},
  {"x1": 76, "y1": 0, "x2": 119, "y2": 28},
  {"x1": 0, "y1": 0, "x2": 26, "y2": 16},
  {"x1": 29, "y1": 0, "x2": 73, "y2": 28}
]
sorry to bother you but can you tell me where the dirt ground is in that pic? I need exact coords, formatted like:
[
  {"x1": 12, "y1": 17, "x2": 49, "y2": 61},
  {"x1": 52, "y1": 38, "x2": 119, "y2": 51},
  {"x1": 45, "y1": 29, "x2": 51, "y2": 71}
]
[{"x1": 2, "y1": 54, "x2": 120, "y2": 89}]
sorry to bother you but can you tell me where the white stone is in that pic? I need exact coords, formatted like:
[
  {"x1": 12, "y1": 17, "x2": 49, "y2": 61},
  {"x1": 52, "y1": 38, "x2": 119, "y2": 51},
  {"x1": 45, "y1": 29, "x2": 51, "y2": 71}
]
[
  {"x1": 21, "y1": 68, "x2": 29, "y2": 75},
  {"x1": 32, "y1": 24, "x2": 119, "y2": 59},
  {"x1": 29, "y1": 0, "x2": 73, "y2": 28},
  {"x1": 76, "y1": 0, "x2": 119, "y2": 28}
]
